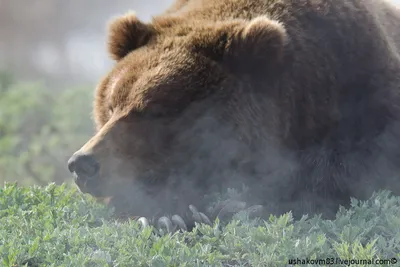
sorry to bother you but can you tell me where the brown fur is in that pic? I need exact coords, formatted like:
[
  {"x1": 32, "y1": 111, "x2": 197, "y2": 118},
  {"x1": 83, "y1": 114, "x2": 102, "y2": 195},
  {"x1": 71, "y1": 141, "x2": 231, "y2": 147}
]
[{"x1": 69, "y1": 0, "x2": 400, "y2": 219}]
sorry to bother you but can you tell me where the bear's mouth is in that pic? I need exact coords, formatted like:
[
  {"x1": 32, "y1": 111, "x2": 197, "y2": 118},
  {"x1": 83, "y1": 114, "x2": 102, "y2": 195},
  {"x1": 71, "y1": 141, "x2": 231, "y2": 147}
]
[{"x1": 73, "y1": 172, "x2": 106, "y2": 197}]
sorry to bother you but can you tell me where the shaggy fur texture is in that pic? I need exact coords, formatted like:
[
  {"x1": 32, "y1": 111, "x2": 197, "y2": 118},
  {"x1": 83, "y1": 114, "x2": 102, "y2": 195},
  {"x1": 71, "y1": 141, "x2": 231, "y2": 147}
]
[{"x1": 69, "y1": 0, "x2": 400, "y2": 220}]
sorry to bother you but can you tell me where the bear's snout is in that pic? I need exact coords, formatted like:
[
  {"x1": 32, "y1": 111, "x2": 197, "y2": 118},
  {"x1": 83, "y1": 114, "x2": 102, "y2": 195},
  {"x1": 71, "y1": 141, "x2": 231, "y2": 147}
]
[{"x1": 68, "y1": 152, "x2": 100, "y2": 187}]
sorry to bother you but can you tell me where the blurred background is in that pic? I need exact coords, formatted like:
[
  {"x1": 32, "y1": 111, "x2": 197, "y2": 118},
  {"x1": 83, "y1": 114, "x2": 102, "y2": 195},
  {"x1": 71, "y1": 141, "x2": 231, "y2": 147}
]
[
  {"x1": 1, "y1": 0, "x2": 400, "y2": 187},
  {"x1": 0, "y1": 0, "x2": 173, "y2": 186}
]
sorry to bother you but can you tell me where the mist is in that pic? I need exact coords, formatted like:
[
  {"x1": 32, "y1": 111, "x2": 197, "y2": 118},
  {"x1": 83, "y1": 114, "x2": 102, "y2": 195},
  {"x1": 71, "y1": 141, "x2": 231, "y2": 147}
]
[
  {"x1": 0, "y1": 0, "x2": 174, "y2": 86},
  {"x1": 2, "y1": 0, "x2": 400, "y2": 225}
]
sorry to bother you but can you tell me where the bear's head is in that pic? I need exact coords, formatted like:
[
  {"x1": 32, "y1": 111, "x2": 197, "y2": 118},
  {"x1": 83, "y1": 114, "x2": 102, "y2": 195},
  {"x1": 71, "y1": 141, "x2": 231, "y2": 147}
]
[{"x1": 67, "y1": 11, "x2": 287, "y2": 217}]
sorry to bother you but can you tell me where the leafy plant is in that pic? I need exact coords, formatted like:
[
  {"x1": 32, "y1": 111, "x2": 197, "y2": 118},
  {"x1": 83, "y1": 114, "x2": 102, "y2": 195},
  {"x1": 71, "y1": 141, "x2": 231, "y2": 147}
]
[
  {"x1": 0, "y1": 184, "x2": 399, "y2": 266},
  {"x1": 0, "y1": 70, "x2": 94, "y2": 185}
]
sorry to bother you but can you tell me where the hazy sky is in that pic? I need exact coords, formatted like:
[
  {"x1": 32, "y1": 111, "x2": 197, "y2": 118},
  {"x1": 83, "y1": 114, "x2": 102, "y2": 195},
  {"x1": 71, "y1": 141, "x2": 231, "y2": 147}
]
[
  {"x1": 1, "y1": 0, "x2": 399, "y2": 85},
  {"x1": 45, "y1": 1, "x2": 175, "y2": 83}
]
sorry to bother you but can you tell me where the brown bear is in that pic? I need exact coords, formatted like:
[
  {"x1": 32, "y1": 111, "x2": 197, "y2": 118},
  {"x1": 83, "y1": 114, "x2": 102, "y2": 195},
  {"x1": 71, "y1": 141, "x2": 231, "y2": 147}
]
[{"x1": 68, "y1": 0, "x2": 400, "y2": 223}]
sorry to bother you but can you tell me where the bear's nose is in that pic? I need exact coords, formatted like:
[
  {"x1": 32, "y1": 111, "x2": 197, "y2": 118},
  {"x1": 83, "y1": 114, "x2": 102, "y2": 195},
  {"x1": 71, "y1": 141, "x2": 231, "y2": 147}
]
[{"x1": 67, "y1": 152, "x2": 100, "y2": 179}]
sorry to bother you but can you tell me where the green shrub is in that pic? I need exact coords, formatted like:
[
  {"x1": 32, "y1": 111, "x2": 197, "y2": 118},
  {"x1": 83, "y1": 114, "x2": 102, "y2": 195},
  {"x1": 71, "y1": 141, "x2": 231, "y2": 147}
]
[
  {"x1": 0, "y1": 71, "x2": 94, "y2": 185},
  {"x1": 0, "y1": 183, "x2": 399, "y2": 267}
]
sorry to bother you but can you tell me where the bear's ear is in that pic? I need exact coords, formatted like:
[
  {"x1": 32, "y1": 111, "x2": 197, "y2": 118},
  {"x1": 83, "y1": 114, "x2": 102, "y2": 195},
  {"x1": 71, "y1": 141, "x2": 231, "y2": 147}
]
[
  {"x1": 107, "y1": 11, "x2": 155, "y2": 60},
  {"x1": 191, "y1": 16, "x2": 288, "y2": 73}
]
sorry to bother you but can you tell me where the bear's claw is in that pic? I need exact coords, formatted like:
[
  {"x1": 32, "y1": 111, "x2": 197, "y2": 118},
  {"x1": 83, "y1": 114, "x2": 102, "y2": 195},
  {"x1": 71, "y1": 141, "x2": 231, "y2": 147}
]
[
  {"x1": 157, "y1": 216, "x2": 174, "y2": 233},
  {"x1": 243, "y1": 204, "x2": 264, "y2": 218},
  {"x1": 135, "y1": 201, "x2": 263, "y2": 234},
  {"x1": 211, "y1": 200, "x2": 247, "y2": 220},
  {"x1": 171, "y1": 214, "x2": 188, "y2": 231},
  {"x1": 137, "y1": 216, "x2": 150, "y2": 229}
]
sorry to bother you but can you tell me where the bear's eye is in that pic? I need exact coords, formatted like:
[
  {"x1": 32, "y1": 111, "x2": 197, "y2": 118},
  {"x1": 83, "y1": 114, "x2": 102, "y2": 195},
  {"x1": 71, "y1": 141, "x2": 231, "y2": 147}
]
[
  {"x1": 136, "y1": 103, "x2": 177, "y2": 119},
  {"x1": 143, "y1": 104, "x2": 165, "y2": 118}
]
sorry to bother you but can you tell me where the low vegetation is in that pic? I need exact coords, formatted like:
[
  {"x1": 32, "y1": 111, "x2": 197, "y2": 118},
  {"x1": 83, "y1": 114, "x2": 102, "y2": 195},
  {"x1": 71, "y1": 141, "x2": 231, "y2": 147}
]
[
  {"x1": 0, "y1": 70, "x2": 93, "y2": 186},
  {"x1": 0, "y1": 183, "x2": 399, "y2": 266}
]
